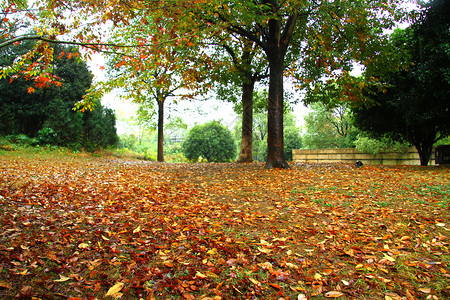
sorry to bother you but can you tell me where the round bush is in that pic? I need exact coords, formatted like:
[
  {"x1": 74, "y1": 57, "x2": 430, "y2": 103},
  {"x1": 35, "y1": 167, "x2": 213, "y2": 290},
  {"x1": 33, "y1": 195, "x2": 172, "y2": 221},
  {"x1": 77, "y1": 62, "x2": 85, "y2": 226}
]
[{"x1": 182, "y1": 121, "x2": 236, "y2": 162}]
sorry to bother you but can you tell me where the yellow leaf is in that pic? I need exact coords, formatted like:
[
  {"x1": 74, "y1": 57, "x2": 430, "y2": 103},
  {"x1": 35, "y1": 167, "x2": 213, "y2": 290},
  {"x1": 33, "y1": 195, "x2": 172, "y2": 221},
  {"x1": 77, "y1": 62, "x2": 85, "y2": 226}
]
[
  {"x1": 248, "y1": 277, "x2": 260, "y2": 285},
  {"x1": 207, "y1": 248, "x2": 217, "y2": 255},
  {"x1": 257, "y1": 247, "x2": 272, "y2": 254},
  {"x1": 204, "y1": 271, "x2": 220, "y2": 278},
  {"x1": 78, "y1": 243, "x2": 89, "y2": 249},
  {"x1": 383, "y1": 254, "x2": 396, "y2": 262},
  {"x1": 195, "y1": 271, "x2": 207, "y2": 279},
  {"x1": 133, "y1": 225, "x2": 141, "y2": 234},
  {"x1": 105, "y1": 282, "x2": 124, "y2": 297},
  {"x1": 54, "y1": 274, "x2": 71, "y2": 282},
  {"x1": 314, "y1": 273, "x2": 322, "y2": 280}
]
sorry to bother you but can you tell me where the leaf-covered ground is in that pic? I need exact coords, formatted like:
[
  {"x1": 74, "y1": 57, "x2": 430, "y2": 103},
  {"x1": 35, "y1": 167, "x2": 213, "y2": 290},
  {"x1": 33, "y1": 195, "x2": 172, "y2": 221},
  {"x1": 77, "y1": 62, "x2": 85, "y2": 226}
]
[{"x1": 0, "y1": 151, "x2": 449, "y2": 299}]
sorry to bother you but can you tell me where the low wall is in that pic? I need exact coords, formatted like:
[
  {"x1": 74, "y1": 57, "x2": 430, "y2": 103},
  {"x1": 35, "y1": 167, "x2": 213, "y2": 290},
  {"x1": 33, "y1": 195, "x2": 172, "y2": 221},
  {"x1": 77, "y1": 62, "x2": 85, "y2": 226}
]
[{"x1": 292, "y1": 147, "x2": 436, "y2": 166}]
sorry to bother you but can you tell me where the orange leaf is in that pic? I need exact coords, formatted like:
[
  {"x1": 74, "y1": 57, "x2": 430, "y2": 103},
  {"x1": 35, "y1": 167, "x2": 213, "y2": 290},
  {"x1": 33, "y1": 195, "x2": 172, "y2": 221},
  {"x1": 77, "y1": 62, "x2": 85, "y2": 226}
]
[
  {"x1": 269, "y1": 283, "x2": 281, "y2": 290},
  {"x1": 27, "y1": 87, "x2": 35, "y2": 94}
]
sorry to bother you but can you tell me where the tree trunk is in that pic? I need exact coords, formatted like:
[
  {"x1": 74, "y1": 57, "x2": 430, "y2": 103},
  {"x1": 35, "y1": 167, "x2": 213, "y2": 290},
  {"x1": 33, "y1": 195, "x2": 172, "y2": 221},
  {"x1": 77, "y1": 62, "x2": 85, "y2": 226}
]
[
  {"x1": 415, "y1": 141, "x2": 433, "y2": 166},
  {"x1": 265, "y1": 50, "x2": 289, "y2": 169},
  {"x1": 157, "y1": 99, "x2": 164, "y2": 162},
  {"x1": 237, "y1": 80, "x2": 255, "y2": 163}
]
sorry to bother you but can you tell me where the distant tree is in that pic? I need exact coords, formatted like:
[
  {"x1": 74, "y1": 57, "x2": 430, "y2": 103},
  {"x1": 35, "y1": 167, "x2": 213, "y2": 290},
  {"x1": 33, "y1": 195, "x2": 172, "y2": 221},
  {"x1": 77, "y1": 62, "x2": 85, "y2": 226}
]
[
  {"x1": 303, "y1": 102, "x2": 358, "y2": 149},
  {"x1": 284, "y1": 118, "x2": 302, "y2": 161},
  {"x1": 82, "y1": 106, "x2": 118, "y2": 151},
  {"x1": 353, "y1": 0, "x2": 450, "y2": 165},
  {"x1": 183, "y1": 121, "x2": 236, "y2": 162}
]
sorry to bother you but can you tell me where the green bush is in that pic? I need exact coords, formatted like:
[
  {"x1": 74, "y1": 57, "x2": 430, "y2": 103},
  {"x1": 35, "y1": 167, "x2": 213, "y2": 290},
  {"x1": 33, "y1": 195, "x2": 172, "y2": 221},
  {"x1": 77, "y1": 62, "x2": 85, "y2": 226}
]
[
  {"x1": 37, "y1": 128, "x2": 58, "y2": 145},
  {"x1": 182, "y1": 121, "x2": 236, "y2": 162},
  {"x1": 6, "y1": 134, "x2": 38, "y2": 146},
  {"x1": 354, "y1": 135, "x2": 410, "y2": 155}
]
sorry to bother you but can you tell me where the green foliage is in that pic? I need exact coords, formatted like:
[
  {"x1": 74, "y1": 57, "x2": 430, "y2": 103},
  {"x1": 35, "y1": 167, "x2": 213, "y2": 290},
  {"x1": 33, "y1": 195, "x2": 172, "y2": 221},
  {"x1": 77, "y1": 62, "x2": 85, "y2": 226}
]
[
  {"x1": 354, "y1": 135, "x2": 411, "y2": 155},
  {"x1": 302, "y1": 102, "x2": 358, "y2": 149},
  {"x1": 0, "y1": 42, "x2": 118, "y2": 151},
  {"x1": 82, "y1": 106, "x2": 118, "y2": 152},
  {"x1": 284, "y1": 125, "x2": 302, "y2": 161},
  {"x1": 183, "y1": 121, "x2": 236, "y2": 162},
  {"x1": 37, "y1": 128, "x2": 58, "y2": 145},
  {"x1": 353, "y1": 0, "x2": 450, "y2": 165},
  {"x1": 5, "y1": 134, "x2": 38, "y2": 147}
]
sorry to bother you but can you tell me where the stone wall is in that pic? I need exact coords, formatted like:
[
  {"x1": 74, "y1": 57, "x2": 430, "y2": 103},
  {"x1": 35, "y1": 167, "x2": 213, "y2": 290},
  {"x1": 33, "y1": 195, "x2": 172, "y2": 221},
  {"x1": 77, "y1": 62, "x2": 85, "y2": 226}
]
[{"x1": 292, "y1": 147, "x2": 436, "y2": 165}]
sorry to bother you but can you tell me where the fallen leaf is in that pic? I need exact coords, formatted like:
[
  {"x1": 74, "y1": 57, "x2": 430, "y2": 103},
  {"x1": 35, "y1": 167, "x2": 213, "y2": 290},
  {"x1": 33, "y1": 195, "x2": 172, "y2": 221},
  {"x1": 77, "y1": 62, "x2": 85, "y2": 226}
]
[
  {"x1": 383, "y1": 254, "x2": 396, "y2": 262},
  {"x1": 418, "y1": 287, "x2": 431, "y2": 293},
  {"x1": 298, "y1": 294, "x2": 308, "y2": 300},
  {"x1": 54, "y1": 274, "x2": 71, "y2": 282},
  {"x1": 204, "y1": 271, "x2": 220, "y2": 278},
  {"x1": 133, "y1": 225, "x2": 141, "y2": 233},
  {"x1": 325, "y1": 291, "x2": 344, "y2": 298},
  {"x1": 0, "y1": 281, "x2": 11, "y2": 289},
  {"x1": 248, "y1": 277, "x2": 260, "y2": 285},
  {"x1": 78, "y1": 243, "x2": 89, "y2": 249},
  {"x1": 207, "y1": 248, "x2": 217, "y2": 255},
  {"x1": 105, "y1": 282, "x2": 124, "y2": 297},
  {"x1": 195, "y1": 271, "x2": 207, "y2": 279}
]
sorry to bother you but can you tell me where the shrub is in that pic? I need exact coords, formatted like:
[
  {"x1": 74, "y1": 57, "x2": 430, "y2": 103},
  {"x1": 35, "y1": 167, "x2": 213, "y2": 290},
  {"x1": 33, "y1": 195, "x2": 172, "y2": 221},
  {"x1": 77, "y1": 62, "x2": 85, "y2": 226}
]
[
  {"x1": 182, "y1": 121, "x2": 236, "y2": 162},
  {"x1": 354, "y1": 135, "x2": 410, "y2": 155},
  {"x1": 37, "y1": 128, "x2": 58, "y2": 145}
]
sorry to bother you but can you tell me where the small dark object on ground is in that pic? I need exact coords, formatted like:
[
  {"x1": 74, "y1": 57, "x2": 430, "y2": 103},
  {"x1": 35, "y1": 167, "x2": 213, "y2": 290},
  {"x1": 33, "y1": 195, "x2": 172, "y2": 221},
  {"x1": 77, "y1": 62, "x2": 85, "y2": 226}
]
[{"x1": 355, "y1": 161, "x2": 363, "y2": 168}]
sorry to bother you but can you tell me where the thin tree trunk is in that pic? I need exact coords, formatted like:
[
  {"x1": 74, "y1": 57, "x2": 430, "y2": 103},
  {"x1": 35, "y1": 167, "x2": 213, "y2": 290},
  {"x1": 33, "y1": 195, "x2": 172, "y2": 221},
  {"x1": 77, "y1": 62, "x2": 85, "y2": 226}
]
[
  {"x1": 237, "y1": 80, "x2": 255, "y2": 163},
  {"x1": 157, "y1": 99, "x2": 164, "y2": 162}
]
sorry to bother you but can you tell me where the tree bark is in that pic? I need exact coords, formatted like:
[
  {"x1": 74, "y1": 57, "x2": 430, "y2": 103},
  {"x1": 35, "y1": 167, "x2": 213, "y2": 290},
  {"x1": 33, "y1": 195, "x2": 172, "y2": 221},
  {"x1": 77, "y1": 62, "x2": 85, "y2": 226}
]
[
  {"x1": 265, "y1": 50, "x2": 289, "y2": 169},
  {"x1": 157, "y1": 99, "x2": 164, "y2": 162},
  {"x1": 237, "y1": 79, "x2": 255, "y2": 163},
  {"x1": 415, "y1": 141, "x2": 433, "y2": 166}
]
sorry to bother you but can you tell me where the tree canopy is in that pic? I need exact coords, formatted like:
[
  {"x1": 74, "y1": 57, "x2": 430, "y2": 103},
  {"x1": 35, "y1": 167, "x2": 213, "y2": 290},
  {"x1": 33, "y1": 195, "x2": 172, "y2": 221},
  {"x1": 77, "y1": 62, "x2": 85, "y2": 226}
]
[
  {"x1": 2, "y1": 0, "x2": 412, "y2": 167},
  {"x1": 0, "y1": 41, "x2": 117, "y2": 150},
  {"x1": 352, "y1": 0, "x2": 450, "y2": 166}
]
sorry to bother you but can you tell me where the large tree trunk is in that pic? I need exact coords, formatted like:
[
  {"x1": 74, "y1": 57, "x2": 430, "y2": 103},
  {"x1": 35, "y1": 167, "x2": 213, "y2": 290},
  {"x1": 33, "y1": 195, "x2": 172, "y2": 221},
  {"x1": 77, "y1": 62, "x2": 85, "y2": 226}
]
[
  {"x1": 415, "y1": 141, "x2": 434, "y2": 166},
  {"x1": 265, "y1": 50, "x2": 289, "y2": 169},
  {"x1": 237, "y1": 80, "x2": 255, "y2": 163},
  {"x1": 157, "y1": 99, "x2": 164, "y2": 162}
]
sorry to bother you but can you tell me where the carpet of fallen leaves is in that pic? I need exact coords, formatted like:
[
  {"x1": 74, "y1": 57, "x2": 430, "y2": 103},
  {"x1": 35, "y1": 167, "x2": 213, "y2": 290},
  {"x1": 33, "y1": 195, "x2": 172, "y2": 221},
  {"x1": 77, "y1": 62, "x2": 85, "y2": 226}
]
[{"x1": 0, "y1": 152, "x2": 449, "y2": 300}]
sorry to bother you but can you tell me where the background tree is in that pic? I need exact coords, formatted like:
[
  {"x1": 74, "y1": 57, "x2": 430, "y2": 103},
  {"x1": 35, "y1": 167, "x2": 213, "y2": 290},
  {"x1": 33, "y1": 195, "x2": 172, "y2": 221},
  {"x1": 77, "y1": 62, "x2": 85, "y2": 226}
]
[
  {"x1": 212, "y1": 33, "x2": 269, "y2": 163},
  {"x1": 302, "y1": 102, "x2": 358, "y2": 149},
  {"x1": 183, "y1": 121, "x2": 236, "y2": 162},
  {"x1": 353, "y1": 0, "x2": 450, "y2": 165},
  {"x1": 234, "y1": 89, "x2": 301, "y2": 161},
  {"x1": 0, "y1": 42, "x2": 118, "y2": 150},
  {"x1": 27, "y1": 0, "x2": 409, "y2": 168},
  {"x1": 190, "y1": 0, "x2": 408, "y2": 168},
  {"x1": 101, "y1": 13, "x2": 212, "y2": 162}
]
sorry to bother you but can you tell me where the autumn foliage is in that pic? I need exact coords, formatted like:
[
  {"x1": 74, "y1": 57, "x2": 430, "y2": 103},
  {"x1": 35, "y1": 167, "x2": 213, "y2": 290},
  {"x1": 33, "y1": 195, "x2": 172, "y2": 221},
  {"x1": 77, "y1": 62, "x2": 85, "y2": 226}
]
[{"x1": 0, "y1": 151, "x2": 448, "y2": 299}]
